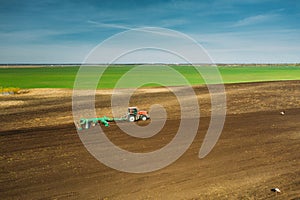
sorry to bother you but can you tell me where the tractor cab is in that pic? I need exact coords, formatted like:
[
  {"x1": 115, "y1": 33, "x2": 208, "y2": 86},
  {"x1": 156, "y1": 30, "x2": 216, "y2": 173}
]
[{"x1": 128, "y1": 107, "x2": 138, "y2": 115}]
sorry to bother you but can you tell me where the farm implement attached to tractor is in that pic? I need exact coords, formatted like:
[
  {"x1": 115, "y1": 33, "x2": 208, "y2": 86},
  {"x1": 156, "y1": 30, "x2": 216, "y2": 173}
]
[{"x1": 77, "y1": 107, "x2": 150, "y2": 130}]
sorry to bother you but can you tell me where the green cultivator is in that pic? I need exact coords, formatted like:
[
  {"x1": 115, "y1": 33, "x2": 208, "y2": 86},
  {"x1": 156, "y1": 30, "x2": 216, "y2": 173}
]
[
  {"x1": 77, "y1": 107, "x2": 150, "y2": 130},
  {"x1": 78, "y1": 116, "x2": 114, "y2": 130}
]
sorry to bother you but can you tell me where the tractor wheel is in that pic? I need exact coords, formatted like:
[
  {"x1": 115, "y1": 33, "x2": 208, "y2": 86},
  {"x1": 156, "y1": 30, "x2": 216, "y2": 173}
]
[
  {"x1": 128, "y1": 115, "x2": 135, "y2": 122},
  {"x1": 141, "y1": 115, "x2": 147, "y2": 121}
]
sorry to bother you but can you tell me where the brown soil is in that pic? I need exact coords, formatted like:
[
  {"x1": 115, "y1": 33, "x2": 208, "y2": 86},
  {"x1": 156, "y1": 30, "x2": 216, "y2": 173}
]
[{"x1": 0, "y1": 81, "x2": 299, "y2": 200}]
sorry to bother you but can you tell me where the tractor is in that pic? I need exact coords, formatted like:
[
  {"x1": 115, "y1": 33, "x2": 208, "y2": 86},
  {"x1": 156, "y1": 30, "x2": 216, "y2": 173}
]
[
  {"x1": 77, "y1": 106, "x2": 150, "y2": 130},
  {"x1": 127, "y1": 107, "x2": 150, "y2": 122}
]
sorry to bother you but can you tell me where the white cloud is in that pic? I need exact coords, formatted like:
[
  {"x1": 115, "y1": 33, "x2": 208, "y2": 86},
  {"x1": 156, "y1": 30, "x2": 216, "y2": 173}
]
[
  {"x1": 87, "y1": 20, "x2": 133, "y2": 30},
  {"x1": 2, "y1": 27, "x2": 299, "y2": 64},
  {"x1": 0, "y1": 28, "x2": 89, "y2": 45},
  {"x1": 0, "y1": 44, "x2": 93, "y2": 64},
  {"x1": 87, "y1": 21, "x2": 187, "y2": 39},
  {"x1": 232, "y1": 13, "x2": 279, "y2": 27},
  {"x1": 190, "y1": 29, "x2": 300, "y2": 63}
]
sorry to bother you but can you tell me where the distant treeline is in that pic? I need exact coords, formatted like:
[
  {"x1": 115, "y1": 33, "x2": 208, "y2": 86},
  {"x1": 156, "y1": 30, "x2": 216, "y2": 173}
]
[{"x1": 0, "y1": 63, "x2": 299, "y2": 67}]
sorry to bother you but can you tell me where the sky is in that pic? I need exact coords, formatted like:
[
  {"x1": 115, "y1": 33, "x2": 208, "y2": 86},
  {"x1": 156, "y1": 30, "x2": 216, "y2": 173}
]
[{"x1": 0, "y1": 0, "x2": 299, "y2": 64}]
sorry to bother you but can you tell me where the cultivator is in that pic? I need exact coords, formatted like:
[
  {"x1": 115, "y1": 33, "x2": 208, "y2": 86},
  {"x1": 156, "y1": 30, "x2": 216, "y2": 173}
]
[{"x1": 77, "y1": 107, "x2": 150, "y2": 130}]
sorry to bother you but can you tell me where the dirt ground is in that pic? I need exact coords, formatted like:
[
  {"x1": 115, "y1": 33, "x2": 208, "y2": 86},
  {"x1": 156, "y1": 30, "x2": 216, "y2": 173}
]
[{"x1": 0, "y1": 81, "x2": 299, "y2": 200}]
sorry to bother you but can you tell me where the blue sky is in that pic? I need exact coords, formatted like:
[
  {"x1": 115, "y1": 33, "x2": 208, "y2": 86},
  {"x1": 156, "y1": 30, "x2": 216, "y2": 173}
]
[{"x1": 0, "y1": 0, "x2": 299, "y2": 63}]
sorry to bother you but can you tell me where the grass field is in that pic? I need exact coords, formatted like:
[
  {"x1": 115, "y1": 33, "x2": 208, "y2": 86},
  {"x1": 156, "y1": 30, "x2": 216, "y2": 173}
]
[{"x1": 0, "y1": 65, "x2": 299, "y2": 89}]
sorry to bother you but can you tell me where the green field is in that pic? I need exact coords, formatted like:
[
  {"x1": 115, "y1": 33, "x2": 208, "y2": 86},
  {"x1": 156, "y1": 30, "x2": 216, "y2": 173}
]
[{"x1": 0, "y1": 65, "x2": 299, "y2": 89}]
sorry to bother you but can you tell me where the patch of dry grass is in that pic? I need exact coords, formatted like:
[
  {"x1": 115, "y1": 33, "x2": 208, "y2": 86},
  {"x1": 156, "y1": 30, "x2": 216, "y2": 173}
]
[{"x1": 0, "y1": 87, "x2": 20, "y2": 94}]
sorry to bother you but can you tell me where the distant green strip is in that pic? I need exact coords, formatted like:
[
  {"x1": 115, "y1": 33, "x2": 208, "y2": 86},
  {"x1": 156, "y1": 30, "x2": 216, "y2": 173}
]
[{"x1": 0, "y1": 65, "x2": 299, "y2": 89}]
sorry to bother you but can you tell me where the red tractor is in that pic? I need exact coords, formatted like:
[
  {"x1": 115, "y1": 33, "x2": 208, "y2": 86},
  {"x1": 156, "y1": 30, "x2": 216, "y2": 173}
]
[{"x1": 127, "y1": 107, "x2": 150, "y2": 122}]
